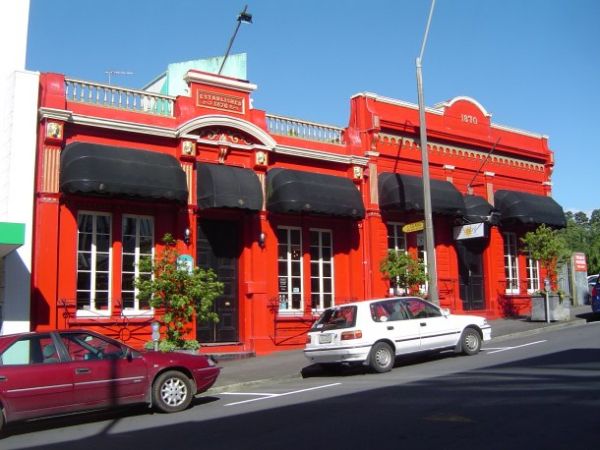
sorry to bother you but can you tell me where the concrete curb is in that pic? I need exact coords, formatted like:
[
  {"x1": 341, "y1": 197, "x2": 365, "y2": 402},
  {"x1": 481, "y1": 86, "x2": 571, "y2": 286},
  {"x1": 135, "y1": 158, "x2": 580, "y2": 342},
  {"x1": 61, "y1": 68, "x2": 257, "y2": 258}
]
[{"x1": 489, "y1": 318, "x2": 588, "y2": 343}]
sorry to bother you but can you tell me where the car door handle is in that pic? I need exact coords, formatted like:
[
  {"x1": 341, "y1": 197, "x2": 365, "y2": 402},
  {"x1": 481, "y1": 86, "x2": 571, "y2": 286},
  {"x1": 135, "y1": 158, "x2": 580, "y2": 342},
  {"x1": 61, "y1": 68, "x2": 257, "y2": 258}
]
[
  {"x1": 387, "y1": 326, "x2": 394, "y2": 330},
  {"x1": 75, "y1": 368, "x2": 91, "y2": 374},
  {"x1": 0, "y1": 375, "x2": 6, "y2": 381},
  {"x1": 420, "y1": 322, "x2": 427, "y2": 327}
]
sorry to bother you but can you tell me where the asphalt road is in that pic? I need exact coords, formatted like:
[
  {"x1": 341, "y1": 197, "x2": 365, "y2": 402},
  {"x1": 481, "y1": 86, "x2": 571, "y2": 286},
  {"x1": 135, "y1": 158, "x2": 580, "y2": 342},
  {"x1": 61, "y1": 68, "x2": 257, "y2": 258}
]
[{"x1": 3, "y1": 323, "x2": 600, "y2": 450}]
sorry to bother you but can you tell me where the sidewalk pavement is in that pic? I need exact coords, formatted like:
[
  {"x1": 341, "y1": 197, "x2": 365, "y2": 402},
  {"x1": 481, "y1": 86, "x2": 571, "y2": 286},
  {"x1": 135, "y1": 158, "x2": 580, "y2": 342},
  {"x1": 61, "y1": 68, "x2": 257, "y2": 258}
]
[{"x1": 206, "y1": 303, "x2": 595, "y2": 394}]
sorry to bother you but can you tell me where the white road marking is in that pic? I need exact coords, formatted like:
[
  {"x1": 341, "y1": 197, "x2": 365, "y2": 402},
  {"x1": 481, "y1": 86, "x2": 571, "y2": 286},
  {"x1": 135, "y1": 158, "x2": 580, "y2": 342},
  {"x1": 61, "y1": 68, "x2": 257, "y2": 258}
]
[
  {"x1": 223, "y1": 382, "x2": 342, "y2": 406},
  {"x1": 486, "y1": 340, "x2": 547, "y2": 354}
]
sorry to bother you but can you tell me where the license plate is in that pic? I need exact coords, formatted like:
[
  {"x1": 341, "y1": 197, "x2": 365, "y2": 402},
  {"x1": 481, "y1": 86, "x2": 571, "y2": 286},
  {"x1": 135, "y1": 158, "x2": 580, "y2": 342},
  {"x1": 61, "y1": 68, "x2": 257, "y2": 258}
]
[{"x1": 319, "y1": 334, "x2": 333, "y2": 344}]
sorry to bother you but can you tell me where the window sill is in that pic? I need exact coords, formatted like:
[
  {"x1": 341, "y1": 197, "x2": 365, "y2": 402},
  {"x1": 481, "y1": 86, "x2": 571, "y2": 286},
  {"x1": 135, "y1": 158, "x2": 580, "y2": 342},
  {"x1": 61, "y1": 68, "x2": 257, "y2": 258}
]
[
  {"x1": 75, "y1": 311, "x2": 111, "y2": 318},
  {"x1": 276, "y1": 312, "x2": 317, "y2": 322},
  {"x1": 121, "y1": 310, "x2": 154, "y2": 318},
  {"x1": 68, "y1": 315, "x2": 154, "y2": 325}
]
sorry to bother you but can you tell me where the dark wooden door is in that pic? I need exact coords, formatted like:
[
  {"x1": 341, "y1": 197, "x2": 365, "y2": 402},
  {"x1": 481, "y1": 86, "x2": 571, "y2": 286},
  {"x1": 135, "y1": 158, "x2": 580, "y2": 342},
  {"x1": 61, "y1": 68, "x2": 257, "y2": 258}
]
[
  {"x1": 457, "y1": 240, "x2": 485, "y2": 311},
  {"x1": 196, "y1": 220, "x2": 240, "y2": 343}
]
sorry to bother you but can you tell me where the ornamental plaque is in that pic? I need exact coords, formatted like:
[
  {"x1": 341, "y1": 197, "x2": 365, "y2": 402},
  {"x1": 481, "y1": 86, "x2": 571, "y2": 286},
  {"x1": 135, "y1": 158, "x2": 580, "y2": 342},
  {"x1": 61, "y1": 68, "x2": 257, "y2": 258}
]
[{"x1": 197, "y1": 90, "x2": 245, "y2": 114}]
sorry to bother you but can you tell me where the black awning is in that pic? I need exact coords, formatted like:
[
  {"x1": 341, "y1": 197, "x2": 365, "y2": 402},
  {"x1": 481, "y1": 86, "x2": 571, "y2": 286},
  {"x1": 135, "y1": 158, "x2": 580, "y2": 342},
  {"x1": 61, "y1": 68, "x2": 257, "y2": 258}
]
[
  {"x1": 464, "y1": 195, "x2": 495, "y2": 222},
  {"x1": 60, "y1": 142, "x2": 188, "y2": 203},
  {"x1": 494, "y1": 190, "x2": 566, "y2": 228},
  {"x1": 378, "y1": 173, "x2": 466, "y2": 216},
  {"x1": 197, "y1": 163, "x2": 262, "y2": 211},
  {"x1": 266, "y1": 168, "x2": 365, "y2": 219}
]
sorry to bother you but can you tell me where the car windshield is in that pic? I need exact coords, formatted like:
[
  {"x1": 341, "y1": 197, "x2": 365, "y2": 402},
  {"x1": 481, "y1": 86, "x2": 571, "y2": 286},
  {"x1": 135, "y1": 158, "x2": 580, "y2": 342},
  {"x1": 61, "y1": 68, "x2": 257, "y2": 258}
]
[{"x1": 311, "y1": 305, "x2": 357, "y2": 331}]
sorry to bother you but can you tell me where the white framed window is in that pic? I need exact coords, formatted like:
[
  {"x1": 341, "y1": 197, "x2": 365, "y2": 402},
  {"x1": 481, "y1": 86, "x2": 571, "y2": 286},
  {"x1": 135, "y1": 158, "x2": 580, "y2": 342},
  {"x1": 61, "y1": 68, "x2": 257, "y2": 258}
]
[
  {"x1": 121, "y1": 215, "x2": 154, "y2": 315},
  {"x1": 386, "y1": 222, "x2": 406, "y2": 252},
  {"x1": 503, "y1": 232, "x2": 520, "y2": 294},
  {"x1": 76, "y1": 212, "x2": 112, "y2": 316},
  {"x1": 417, "y1": 232, "x2": 428, "y2": 294},
  {"x1": 277, "y1": 227, "x2": 303, "y2": 313},
  {"x1": 310, "y1": 229, "x2": 334, "y2": 311},
  {"x1": 386, "y1": 222, "x2": 407, "y2": 294},
  {"x1": 526, "y1": 255, "x2": 540, "y2": 293}
]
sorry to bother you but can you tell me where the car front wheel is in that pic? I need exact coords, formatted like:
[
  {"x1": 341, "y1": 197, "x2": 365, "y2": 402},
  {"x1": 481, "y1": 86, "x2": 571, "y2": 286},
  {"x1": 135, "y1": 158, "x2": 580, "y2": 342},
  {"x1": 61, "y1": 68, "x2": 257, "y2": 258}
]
[
  {"x1": 153, "y1": 370, "x2": 193, "y2": 413},
  {"x1": 368, "y1": 342, "x2": 395, "y2": 373},
  {"x1": 461, "y1": 327, "x2": 482, "y2": 355}
]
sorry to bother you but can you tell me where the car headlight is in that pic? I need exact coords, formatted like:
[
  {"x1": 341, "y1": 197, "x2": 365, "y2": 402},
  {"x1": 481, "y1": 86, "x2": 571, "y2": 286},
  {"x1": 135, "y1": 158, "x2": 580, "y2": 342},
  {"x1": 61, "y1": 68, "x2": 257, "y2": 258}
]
[{"x1": 207, "y1": 356, "x2": 217, "y2": 367}]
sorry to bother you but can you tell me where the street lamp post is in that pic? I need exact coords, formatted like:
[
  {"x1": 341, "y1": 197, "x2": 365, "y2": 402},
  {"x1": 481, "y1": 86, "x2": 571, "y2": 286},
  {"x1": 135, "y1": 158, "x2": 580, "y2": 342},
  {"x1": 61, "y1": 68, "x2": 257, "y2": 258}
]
[
  {"x1": 218, "y1": 5, "x2": 253, "y2": 75},
  {"x1": 416, "y1": 0, "x2": 439, "y2": 304}
]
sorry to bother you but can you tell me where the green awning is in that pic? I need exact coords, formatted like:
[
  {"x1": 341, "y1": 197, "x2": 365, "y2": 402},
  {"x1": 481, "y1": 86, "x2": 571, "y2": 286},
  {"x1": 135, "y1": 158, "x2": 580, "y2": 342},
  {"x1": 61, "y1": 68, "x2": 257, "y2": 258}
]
[{"x1": 0, "y1": 222, "x2": 25, "y2": 257}]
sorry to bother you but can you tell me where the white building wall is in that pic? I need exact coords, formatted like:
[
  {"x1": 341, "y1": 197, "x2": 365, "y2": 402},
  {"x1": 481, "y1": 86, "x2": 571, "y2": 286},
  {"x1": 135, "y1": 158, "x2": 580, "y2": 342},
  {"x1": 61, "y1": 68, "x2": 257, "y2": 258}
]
[{"x1": 0, "y1": 0, "x2": 36, "y2": 334}]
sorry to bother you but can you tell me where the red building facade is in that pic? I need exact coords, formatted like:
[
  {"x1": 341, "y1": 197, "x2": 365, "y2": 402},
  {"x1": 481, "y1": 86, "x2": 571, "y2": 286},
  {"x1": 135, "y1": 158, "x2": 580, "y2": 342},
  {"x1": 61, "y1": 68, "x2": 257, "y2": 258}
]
[{"x1": 31, "y1": 70, "x2": 564, "y2": 354}]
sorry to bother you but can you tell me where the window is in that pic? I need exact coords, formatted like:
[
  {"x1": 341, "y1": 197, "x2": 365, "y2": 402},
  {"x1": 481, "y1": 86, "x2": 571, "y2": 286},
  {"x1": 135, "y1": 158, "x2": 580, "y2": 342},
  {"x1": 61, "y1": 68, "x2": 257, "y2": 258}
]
[
  {"x1": 416, "y1": 232, "x2": 428, "y2": 294},
  {"x1": 371, "y1": 299, "x2": 409, "y2": 322},
  {"x1": 310, "y1": 229, "x2": 334, "y2": 310},
  {"x1": 403, "y1": 297, "x2": 441, "y2": 319},
  {"x1": 503, "y1": 232, "x2": 520, "y2": 294},
  {"x1": 77, "y1": 213, "x2": 111, "y2": 315},
  {"x1": 310, "y1": 305, "x2": 357, "y2": 331},
  {"x1": 527, "y1": 255, "x2": 540, "y2": 293},
  {"x1": 121, "y1": 216, "x2": 154, "y2": 314},
  {"x1": 0, "y1": 334, "x2": 56, "y2": 366},
  {"x1": 277, "y1": 227, "x2": 303, "y2": 312},
  {"x1": 387, "y1": 223, "x2": 406, "y2": 252},
  {"x1": 59, "y1": 332, "x2": 125, "y2": 361},
  {"x1": 386, "y1": 223, "x2": 407, "y2": 294}
]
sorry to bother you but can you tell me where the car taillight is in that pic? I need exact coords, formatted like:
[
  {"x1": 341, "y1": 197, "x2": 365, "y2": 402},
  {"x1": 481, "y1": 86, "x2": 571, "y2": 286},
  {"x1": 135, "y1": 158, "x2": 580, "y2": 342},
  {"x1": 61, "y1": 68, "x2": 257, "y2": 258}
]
[
  {"x1": 593, "y1": 285, "x2": 598, "y2": 297},
  {"x1": 341, "y1": 330, "x2": 362, "y2": 340},
  {"x1": 306, "y1": 335, "x2": 312, "y2": 344}
]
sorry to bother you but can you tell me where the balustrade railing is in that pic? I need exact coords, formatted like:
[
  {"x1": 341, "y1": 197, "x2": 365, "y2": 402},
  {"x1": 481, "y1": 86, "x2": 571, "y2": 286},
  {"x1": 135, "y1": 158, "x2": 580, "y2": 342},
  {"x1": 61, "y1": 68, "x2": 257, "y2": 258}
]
[
  {"x1": 65, "y1": 78, "x2": 175, "y2": 117},
  {"x1": 266, "y1": 114, "x2": 344, "y2": 144}
]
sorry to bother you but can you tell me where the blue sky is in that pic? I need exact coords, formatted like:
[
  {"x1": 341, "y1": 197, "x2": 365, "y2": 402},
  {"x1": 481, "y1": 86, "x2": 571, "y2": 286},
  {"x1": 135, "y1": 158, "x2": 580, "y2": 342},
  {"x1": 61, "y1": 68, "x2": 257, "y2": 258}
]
[{"x1": 26, "y1": 0, "x2": 599, "y2": 214}]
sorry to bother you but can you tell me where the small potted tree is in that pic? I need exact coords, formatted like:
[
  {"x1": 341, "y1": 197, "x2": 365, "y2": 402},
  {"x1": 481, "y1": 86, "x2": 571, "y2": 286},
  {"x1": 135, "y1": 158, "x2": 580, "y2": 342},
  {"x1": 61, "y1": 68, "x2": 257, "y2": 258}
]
[
  {"x1": 380, "y1": 250, "x2": 427, "y2": 296},
  {"x1": 521, "y1": 224, "x2": 571, "y2": 322},
  {"x1": 136, "y1": 233, "x2": 224, "y2": 351}
]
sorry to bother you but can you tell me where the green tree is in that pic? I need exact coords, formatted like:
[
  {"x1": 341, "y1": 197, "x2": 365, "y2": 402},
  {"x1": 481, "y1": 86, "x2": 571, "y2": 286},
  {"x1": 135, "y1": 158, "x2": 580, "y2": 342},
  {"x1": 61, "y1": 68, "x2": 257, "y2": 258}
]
[
  {"x1": 136, "y1": 233, "x2": 223, "y2": 350},
  {"x1": 521, "y1": 224, "x2": 570, "y2": 292},
  {"x1": 559, "y1": 209, "x2": 600, "y2": 274},
  {"x1": 380, "y1": 250, "x2": 427, "y2": 295}
]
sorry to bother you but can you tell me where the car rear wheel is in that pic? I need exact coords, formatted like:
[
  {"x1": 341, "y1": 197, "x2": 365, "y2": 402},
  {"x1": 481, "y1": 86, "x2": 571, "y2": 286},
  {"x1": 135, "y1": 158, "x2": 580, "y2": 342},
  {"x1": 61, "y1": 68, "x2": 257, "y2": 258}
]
[
  {"x1": 153, "y1": 370, "x2": 193, "y2": 413},
  {"x1": 0, "y1": 407, "x2": 4, "y2": 434},
  {"x1": 461, "y1": 327, "x2": 482, "y2": 355},
  {"x1": 368, "y1": 342, "x2": 394, "y2": 373}
]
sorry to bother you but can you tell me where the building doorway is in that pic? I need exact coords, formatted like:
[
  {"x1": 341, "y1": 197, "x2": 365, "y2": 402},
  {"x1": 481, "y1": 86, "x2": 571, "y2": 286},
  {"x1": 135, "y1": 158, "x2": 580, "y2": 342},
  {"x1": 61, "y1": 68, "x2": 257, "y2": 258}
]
[
  {"x1": 196, "y1": 219, "x2": 240, "y2": 343},
  {"x1": 457, "y1": 240, "x2": 486, "y2": 311}
]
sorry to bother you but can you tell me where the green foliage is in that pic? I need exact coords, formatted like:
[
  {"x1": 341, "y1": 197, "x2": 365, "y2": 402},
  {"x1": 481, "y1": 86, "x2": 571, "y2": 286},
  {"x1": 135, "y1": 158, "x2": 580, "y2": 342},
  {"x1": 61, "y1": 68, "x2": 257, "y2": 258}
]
[
  {"x1": 521, "y1": 224, "x2": 570, "y2": 292},
  {"x1": 136, "y1": 233, "x2": 223, "y2": 350},
  {"x1": 560, "y1": 210, "x2": 600, "y2": 274},
  {"x1": 380, "y1": 250, "x2": 427, "y2": 294},
  {"x1": 144, "y1": 338, "x2": 200, "y2": 352}
]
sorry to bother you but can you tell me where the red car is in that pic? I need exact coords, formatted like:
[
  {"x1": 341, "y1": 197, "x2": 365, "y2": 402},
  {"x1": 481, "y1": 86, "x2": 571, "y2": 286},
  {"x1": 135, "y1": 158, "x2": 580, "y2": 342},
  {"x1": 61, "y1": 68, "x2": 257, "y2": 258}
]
[{"x1": 0, "y1": 329, "x2": 220, "y2": 432}]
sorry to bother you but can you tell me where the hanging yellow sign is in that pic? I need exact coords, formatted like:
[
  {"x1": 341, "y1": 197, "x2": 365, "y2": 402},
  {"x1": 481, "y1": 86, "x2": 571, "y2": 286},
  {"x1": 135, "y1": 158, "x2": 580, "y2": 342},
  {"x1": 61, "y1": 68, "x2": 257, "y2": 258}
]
[{"x1": 402, "y1": 221, "x2": 425, "y2": 233}]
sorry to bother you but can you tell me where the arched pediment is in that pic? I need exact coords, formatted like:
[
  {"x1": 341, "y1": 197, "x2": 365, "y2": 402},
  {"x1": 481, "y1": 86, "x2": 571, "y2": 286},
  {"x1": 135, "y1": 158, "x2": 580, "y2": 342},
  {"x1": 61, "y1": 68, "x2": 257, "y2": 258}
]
[
  {"x1": 177, "y1": 115, "x2": 277, "y2": 149},
  {"x1": 435, "y1": 96, "x2": 491, "y2": 118}
]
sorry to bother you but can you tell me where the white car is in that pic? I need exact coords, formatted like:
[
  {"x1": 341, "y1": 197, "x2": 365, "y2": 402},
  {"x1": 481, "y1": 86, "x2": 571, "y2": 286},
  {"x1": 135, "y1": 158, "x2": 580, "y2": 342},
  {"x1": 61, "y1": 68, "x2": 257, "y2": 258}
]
[{"x1": 304, "y1": 296, "x2": 492, "y2": 373}]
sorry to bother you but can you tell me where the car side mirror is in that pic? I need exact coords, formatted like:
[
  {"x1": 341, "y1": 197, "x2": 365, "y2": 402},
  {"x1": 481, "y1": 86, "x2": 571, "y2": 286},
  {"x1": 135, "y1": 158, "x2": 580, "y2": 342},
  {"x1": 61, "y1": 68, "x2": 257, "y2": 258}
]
[
  {"x1": 441, "y1": 308, "x2": 450, "y2": 317},
  {"x1": 126, "y1": 348, "x2": 133, "y2": 362}
]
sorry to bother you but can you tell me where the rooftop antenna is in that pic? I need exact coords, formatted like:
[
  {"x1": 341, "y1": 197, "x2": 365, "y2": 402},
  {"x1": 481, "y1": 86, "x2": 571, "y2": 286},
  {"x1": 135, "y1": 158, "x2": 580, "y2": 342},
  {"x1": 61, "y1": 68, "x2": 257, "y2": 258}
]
[
  {"x1": 105, "y1": 70, "x2": 134, "y2": 85},
  {"x1": 218, "y1": 5, "x2": 253, "y2": 75}
]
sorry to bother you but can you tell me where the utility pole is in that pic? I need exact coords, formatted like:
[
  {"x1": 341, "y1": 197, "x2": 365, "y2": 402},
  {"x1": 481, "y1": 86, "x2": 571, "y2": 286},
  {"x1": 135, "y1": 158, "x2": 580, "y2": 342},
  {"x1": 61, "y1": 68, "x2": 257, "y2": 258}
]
[{"x1": 415, "y1": 0, "x2": 438, "y2": 304}]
